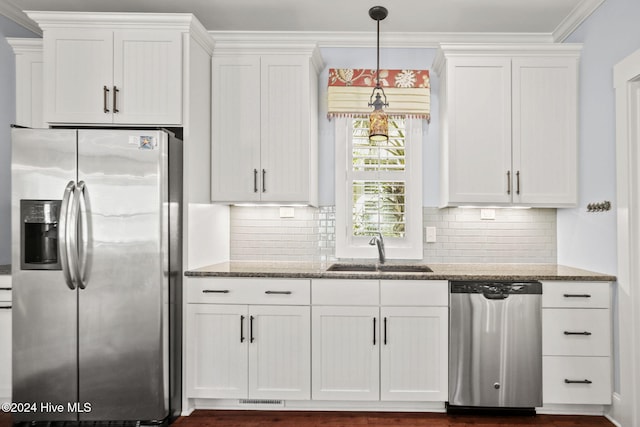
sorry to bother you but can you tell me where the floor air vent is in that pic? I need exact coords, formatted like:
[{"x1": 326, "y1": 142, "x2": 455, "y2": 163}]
[{"x1": 238, "y1": 399, "x2": 284, "y2": 407}]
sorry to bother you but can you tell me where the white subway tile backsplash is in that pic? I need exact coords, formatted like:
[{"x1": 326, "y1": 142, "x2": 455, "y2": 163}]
[{"x1": 229, "y1": 206, "x2": 557, "y2": 264}]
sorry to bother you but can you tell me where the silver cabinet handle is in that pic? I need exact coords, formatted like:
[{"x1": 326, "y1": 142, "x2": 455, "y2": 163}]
[
  {"x1": 564, "y1": 331, "x2": 592, "y2": 336},
  {"x1": 103, "y1": 86, "x2": 110, "y2": 113},
  {"x1": 265, "y1": 291, "x2": 292, "y2": 295},
  {"x1": 507, "y1": 171, "x2": 511, "y2": 195},
  {"x1": 254, "y1": 169, "x2": 258, "y2": 193},
  {"x1": 113, "y1": 86, "x2": 119, "y2": 113},
  {"x1": 202, "y1": 289, "x2": 230, "y2": 294},
  {"x1": 516, "y1": 171, "x2": 521, "y2": 195},
  {"x1": 59, "y1": 181, "x2": 76, "y2": 290},
  {"x1": 262, "y1": 169, "x2": 266, "y2": 193},
  {"x1": 565, "y1": 379, "x2": 593, "y2": 384}
]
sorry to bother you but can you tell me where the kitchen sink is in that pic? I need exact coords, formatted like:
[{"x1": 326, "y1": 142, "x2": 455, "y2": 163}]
[
  {"x1": 326, "y1": 263, "x2": 433, "y2": 273},
  {"x1": 326, "y1": 263, "x2": 377, "y2": 272},
  {"x1": 377, "y1": 264, "x2": 433, "y2": 273}
]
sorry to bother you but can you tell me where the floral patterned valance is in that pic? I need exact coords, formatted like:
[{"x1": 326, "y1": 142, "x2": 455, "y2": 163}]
[{"x1": 327, "y1": 68, "x2": 430, "y2": 121}]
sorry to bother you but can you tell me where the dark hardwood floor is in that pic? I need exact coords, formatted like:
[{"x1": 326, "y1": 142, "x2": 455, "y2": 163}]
[{"x1": 0, "y1": 410, "x2": 616, "y2": 427}]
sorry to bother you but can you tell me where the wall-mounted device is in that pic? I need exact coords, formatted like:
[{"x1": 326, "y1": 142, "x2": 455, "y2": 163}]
[{"x1": 20, "y1": 199, "x2": 62, "y2": 270}]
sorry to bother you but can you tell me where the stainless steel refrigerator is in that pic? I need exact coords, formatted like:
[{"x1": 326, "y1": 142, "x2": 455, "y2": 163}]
[{"x1": 11, "y1": 128, "x2": 182, "y2": 424}]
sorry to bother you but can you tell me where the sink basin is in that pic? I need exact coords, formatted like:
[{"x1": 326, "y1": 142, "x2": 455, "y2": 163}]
[
  {"x1": 326, "y1": 263, "x2": 433, "y2": 273},
  {"x1": 377, "y1": 264, "x2": 433, "y2": 273},
  {"x1": 326, "y1": 263, "x2": 377, "y2": 272}
]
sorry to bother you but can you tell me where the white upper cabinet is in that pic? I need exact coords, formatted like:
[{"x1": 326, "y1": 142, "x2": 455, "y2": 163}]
[
  {"x1": 211, "y1": 43, "x2": 323, "y2": 205},
  {"x1": 7, "y1": 38, "x2": 45, "y2": 129},
  {"x1": 434, "y1": 44, "x2": 581, "y2": 207},
  {"x1": 29, "y1": 12, "x2": 184, "y2": 125}
]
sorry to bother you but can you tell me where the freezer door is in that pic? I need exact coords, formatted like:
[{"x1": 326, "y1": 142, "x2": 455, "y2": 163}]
[
  {"x1": 11, "y1": 128, "x2": 79, "y2": 422},
  {"x1": 76, "y1": 130, "x2": 169, "y2": 421}
]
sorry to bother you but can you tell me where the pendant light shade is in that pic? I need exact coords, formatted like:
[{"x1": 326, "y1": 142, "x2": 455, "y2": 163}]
[{"x1": 368, "y1": 6, "x2": 389, "y2": 141}]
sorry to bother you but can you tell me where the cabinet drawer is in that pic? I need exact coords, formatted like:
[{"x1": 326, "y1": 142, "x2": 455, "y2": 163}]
[
  {"x1": 543, "y1": 356, "x2": 611, "y2": 404},
  {"x1": 542, "y1": 309, "x2": 610, "y2": 356},
  {"x1": 312, "y1": 279, "x2": 378, "y2": 305},
  {"x1": 187, "y1": 278, "x2": 310, "y2": 305},
  {"x1": 542, "y1": 282, "x2": 610, "y2": 308},
  {"x1": 380, "y1": 280, "x2": 448, "y2": 306}
]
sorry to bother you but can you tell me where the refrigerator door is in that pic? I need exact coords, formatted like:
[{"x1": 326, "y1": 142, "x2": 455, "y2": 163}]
[
  {"x1": 76, "y1": 129, "x2": 169, "y2": 421},
  {"x1": 11, "y1": 128, "x2": 79, "y2": 422}
]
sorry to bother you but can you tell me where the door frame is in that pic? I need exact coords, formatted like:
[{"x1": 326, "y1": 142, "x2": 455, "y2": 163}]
[{"x1": 613, "y1": 47, "x2": 640, "y2": 427}]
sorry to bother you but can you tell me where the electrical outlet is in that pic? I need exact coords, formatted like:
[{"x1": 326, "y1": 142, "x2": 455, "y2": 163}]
[
  {"x1": 480, "y1": 209, "x2": 496, "y2": 220},
  {"x1": 279, "y1": 207, "x2": 295, "y2": 218},
  {"x1": 425, "y1": 226, "x2": 437, "y2": 243}
]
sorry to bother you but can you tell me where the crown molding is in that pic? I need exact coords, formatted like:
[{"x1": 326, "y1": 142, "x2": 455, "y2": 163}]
[
  {"x1": 26, "y1": 11, "x2": 201, "y2": 30},
  {"x1": 209, "y1": 31, "x2": 554, "y2": 49},
  {"x1": 552, "y1": 0, "x2": 606, "y2": 42},
  {"x1": 0, "y1": 1, "x2": 41, "y2": 35},
  {"x1": 6, "y1": 37, "x2": 42, "y2": 53}
]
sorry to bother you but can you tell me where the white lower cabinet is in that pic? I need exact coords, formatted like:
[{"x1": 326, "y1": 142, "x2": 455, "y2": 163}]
[
  {"x1": 541, "y1": 281, "x2": 612, "y2": 406},
  {"x1": 380, "y1": 306, "x2": 448, "y2": 401},
  {"x1": 0, "y1": 283, "x2": 11, "y2": 401},
  {"x1": 311, "y1": 306, "x2": 380, "y2": 400},
  {"x1": 310, "y1": 279, "x2": 448, "y2": 403},
  {"x1": 186, "y1": 278, "x2": 311, "y2": 400}
]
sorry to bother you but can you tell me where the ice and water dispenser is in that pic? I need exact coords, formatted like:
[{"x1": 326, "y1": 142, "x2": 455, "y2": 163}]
[{"x1": 20, "y1": 200, "x2": 62, "y2": 270}]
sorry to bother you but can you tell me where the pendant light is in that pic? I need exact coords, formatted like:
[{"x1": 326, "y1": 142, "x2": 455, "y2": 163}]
[{"x1": 368, "y1": 6, "x2": 389, "y2": 142}]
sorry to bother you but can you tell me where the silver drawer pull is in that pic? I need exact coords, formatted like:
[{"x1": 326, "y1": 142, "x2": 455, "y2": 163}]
[
  {"x1": 563, "y1": 293, "x2": 591, "y2": 298},
  {"x1": 265, "y1": 291, "x2": 292, "y2": 295},
  {"x1": 564, "y1": 331, "x2": 592, "y2": 336},
  {"x1": 565, "y1": 379, "x2": 592, "y2": 384},
  {"x1": 202, "y1": 289, "x2": 230, "y2": 294}
]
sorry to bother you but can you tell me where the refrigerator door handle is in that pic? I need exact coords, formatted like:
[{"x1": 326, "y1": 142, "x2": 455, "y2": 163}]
[
  {"x1": 59, "y1": 181, "x2": 77, "y2": 290},
  {"x1": 68, "y1": 181, "x2": 84, "y2": 290},
  {"x1": 76, "y1": 181, "x2": 93, "y2": 289}
]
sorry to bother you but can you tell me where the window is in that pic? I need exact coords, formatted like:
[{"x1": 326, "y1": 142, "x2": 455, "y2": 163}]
[{"x1": 335, "y1": 117, "x2": 423, "y2": 259}]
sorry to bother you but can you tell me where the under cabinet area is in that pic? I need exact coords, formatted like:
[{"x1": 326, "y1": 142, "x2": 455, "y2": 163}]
[
  {"x1": 185, "y1": 278, "x2": 311, "y2": 401},
  {"x1": 210, "y1": 44, "x2": 323, "y2": 205},
  {"x1": 541, "y1": 281, "x2": 612, "y2": 406},
  {"x1": 434, "y1": 44, "x2": 581, "y2": 207},
  {"x1": 29, "y1": 12, "x2": 184, "y2": 125},
  {"x1": 311, "y1": 279, "x2": 448, "y2": 402}
]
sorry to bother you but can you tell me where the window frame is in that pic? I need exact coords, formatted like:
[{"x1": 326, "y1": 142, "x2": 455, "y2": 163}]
[{"x1": 334, "y1": 117, "x2": 423, "y2": 260}]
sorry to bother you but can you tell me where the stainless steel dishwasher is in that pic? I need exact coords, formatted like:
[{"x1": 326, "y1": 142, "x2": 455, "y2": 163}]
[{"x1": 449, "y1": 281, "x2": 542, "y2": 411}]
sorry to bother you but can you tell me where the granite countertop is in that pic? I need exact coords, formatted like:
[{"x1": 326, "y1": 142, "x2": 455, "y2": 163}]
[
  {"x1": 0, "y1": 265, "x2": 10, "y2": 275},
  {"x1": 185, "y1": 261, "x2": 616, "y2": 282}
]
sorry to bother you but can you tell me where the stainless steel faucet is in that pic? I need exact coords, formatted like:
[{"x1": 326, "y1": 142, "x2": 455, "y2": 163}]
[{"x1": 369, "y1": 232, "x2": 386, "y2": 264}]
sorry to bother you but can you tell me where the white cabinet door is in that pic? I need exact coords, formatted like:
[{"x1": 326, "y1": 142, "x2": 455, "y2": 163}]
[
  {"x1": 9, "y1": 39, "x2": 45, "y2": 128},
  {"x1": 112, "y1": 30, "x2": 182, "y2": 125},
  {"x1": 0, "y1": 305, "x2": 12, "y2": 400},
  {"x1": 211, "y1": 56, "x2": 262, "y2": 202},
  {"x1": 312, "y1": 306, "x2": 380, "y2": 401},
  {"x1": 260, "y1": 55, "x2": 310, "y2": 203},
  {"x1": 186, "y1": 304, "x2": 248, "y2": 398},
  {"x1": 445, "y1": 57, "x2": 512, "y2": 205},
  {"x1": 44, "y1": 28, "x2": 113, "y2": 123},
  {"x1": 512, "y1": 57, "x2": 577, "y2": 206},
  {"x1": 380, "y1": 307, "x2": 448, "y2": 401},
  {"x1": 248, "y1": 305, "x2": 310, "y2": 400}
]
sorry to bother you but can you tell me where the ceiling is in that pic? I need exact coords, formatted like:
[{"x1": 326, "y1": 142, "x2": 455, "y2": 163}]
[{"x1": 1, "y1": 0, "x2": 604, "y2": 44}]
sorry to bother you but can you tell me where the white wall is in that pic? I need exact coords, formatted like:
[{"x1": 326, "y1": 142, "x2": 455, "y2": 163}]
[
  {"x1": 0, "y1": 17, "x2": 38, "y2": 265},
  {"x1": 558, "y1": 0, "x2": 640, "y2": 275},
  {"x1": 317, "y1": 47, "x2": 440, "y2": 207}
]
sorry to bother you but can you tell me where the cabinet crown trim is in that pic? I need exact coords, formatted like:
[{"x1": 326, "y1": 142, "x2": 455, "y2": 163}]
[
  {"x1": 433, "y1": 43, "x2": 583, "y2": 75},
  {"x1": 6, "y1": 37, "x2": 43, "y2": 53},
  {"x1": 26, "y1": 11, "x2": 204, "y2": 31},
  {"x1": 211, "y1": 40, "x2": 324, "y2": 72}
]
